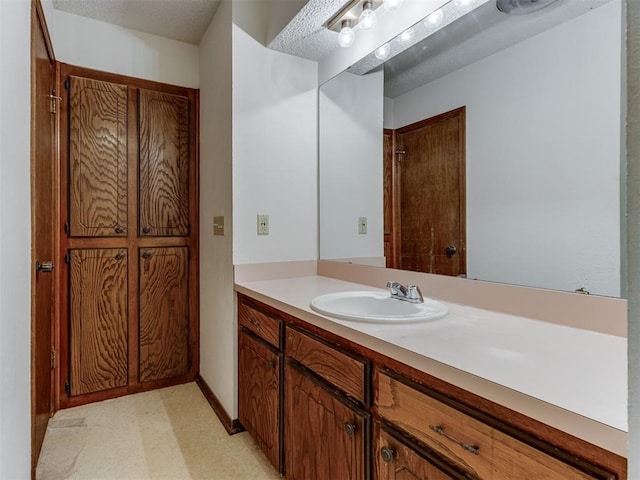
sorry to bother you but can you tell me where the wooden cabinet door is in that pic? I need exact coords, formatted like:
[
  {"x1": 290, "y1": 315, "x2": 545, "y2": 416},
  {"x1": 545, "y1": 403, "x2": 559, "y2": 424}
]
[
  {"x1": 69, "y1": 76, "x2": 128, "y2": 237},
  {"x1": 139, "y1": 247, "x2": 189, "y2": 382},
  {"x1": 376, "y1": 426, "x2": 457, "y2": 480},
  {"x1": 285, "y1": 361, "x2": 369, "y2": 480},
  {"x1": 69, "y1": 249, "x2": 128, "y2": 396},
  {"x1": 138, "y1": 89, "x2": 190, "y2": 237},
  {"x1": 238, "y1": 330, "x2": 281, "y2": 471}
]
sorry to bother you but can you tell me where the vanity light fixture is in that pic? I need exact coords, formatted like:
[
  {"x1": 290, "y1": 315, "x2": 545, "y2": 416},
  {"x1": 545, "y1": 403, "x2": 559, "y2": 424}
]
[
  {"x1": 338, "y1": 19, "x2": 356, "y2": 47},
  {"x1": 327, "y1": 0, "x2": 403, "y2": 48},
  {"x1": 383, "y1": 0, "x2": 404, "y2": 11},
  {"x1": 359, "y1": 1, "x2": 377, "y2": 29},
  {"x1": 425, "y1": 8, "x2": 444, "y2": 27},
  {"x1": 374, "y1": 43, "x2": 391, "y2": 60},
  {"x1": 398, "y1": 27, "x2": 415, "y2": 44}
]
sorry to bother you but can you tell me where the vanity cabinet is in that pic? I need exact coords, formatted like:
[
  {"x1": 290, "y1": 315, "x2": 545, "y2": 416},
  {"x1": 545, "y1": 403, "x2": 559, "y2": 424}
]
[
  {"x1": 285, "y1": 360, "x2": 370, "y2": 480},
  {"x1": 236, "y1": 294, "x2": 625, "y2": 480},
  {"x1": 237, "y1": 300, "x2": 283, "y2": 473},
  {"x1": 376, "y1": 370, "x2": 615, "y2": 480},
  {"x1": 375, "y1": 423, "x2": 460, "y2": 480},
  {"x1": 238, "y1": 330, "x2": 281, "y2": 470}
]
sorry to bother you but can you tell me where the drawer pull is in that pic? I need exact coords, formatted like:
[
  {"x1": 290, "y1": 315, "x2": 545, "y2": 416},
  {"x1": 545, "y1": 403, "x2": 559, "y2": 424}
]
[
  {"x1": 429, "y1": 424, "x2": 480, "y2": 455},
  {"x1": 380, "y1": 446, "x2": 396, "y2": 464},
  {"x1": 344, "y1": 423, "x2": 357, "y2": 437}
]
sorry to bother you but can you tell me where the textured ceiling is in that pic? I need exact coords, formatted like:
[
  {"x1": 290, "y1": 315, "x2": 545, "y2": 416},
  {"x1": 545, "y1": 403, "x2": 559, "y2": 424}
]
[
  {"x1": 267, "y1": 0, "x2": 347, "y2": 61},
  {"x1": 53, "y1": 0, "x2": 221, "y2": 44}
]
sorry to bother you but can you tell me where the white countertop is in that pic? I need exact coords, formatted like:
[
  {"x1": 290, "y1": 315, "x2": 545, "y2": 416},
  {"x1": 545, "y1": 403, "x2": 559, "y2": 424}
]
[{"x1": 235, "y1": 275, "x2": 627, "y2": 455}]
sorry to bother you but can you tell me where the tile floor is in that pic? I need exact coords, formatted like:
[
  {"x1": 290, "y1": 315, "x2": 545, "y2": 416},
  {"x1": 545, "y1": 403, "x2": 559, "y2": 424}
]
[{"x1": 36, "y1": 383, "x2": 281, "y2": 480}]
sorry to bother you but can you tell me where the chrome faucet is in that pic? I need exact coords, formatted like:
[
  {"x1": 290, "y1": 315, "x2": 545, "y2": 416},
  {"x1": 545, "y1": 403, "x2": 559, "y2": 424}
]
[{"x1": 386, "y1": 281, "x2": 424, "y2": 303}]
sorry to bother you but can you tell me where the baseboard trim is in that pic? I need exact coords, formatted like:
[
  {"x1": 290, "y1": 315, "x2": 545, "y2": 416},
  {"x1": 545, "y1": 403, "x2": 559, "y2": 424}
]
[{"x1": 196, "y1": 375, "x2": 244, "y2": 435}]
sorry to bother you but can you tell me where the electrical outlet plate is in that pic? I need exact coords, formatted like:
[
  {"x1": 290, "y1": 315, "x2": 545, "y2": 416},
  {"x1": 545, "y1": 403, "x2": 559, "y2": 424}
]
[
  {"x1": 257, "y1": 214, "x2": 269, "y2": 235},
  {"x1": 358, "y1": 216, "x2": 367, "y2": 234}
]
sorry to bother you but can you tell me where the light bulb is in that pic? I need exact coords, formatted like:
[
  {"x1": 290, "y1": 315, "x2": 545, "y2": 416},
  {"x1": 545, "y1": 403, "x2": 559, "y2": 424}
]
[
  {"x1": 374, "y1": 43, "x2": 391, "y2": 60},
  {"x1": 425, "y1": 9, "x2": 444, "y2": 27},
  {"x1": 384, "y1": 0, "x2": 404, "y2": 11},
  {"x1": 359, "y1": 1, "x2": 376, "y2": 30},
  {"x1": 399, "y1": 27, "x2": 415, "y2": 44},
  {"x1": 338, "y1": 19, "x2": 355, "y2": 48}
]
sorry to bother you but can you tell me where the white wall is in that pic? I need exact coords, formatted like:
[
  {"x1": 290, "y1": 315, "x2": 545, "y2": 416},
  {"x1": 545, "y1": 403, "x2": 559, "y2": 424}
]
[
  {"x1": 390, "y1": 0, "x2": 622, "y2": 297},
  {"x1": 199, "y1": 0, "x2": 236, "y2": 417},
  {"x1": 0, "y1": 0, "x2": 32, "y2": 477},
  {"x1": 48, "y1": 9, "x2": 199, "y2": 88},
  {"x1": 319, "y1": 70, "x2": 384, "y2": 261},
  {"x1": 232, "y1": 25, "x2": 318, "y2": 265}
]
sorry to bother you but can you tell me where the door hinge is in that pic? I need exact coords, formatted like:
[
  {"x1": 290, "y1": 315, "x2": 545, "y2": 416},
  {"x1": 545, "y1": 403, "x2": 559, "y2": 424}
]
[
  {"x1": 64, "y1": 221, "x2": 70, "y2": 235},
  {"x1": 188, "y1": 359, "x2": 192, "y2": 370},
  {"x1": 187, "y1": 224, "x2": 191, "y2": 235},
  {"x1": 64, "y1": 77, "x2": 70, "y2": 90},
  {"x1": 65, "y1": 252, "x2": 71, "y2": 264},
  {"x1": 65, "y1": 382, "x2": 70, "y2": 395},
  {"x1": 49, "y1": 90, "x2": 61, "y2": 114},
  {"x1": 51, "y1": 350, "x2": 56, "y2": 369}
]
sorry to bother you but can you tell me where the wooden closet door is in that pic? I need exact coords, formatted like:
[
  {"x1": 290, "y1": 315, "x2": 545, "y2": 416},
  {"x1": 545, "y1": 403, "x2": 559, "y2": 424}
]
[
  {"x1": 138, "y1": 89, "x2": 190, "y2": 237},
  {"x1": 139, "y1": 247, "x2": 189, "y2": 382},
  {"x1": 69, "y1": 76, "x2": 128, "y2": 237},
  {"x1": 70, "y1": 249, "x2": 128, "y2": 396}
]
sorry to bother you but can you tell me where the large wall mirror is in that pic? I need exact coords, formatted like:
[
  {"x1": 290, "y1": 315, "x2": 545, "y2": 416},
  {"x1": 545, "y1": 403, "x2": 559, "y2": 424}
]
[{"x1": 319, "y1": 0, "x2": 624, "y2": 297}]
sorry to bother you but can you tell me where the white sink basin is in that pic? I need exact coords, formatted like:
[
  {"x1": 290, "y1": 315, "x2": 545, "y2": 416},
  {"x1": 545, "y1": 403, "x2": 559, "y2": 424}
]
[{"x1": 310, "y1": 291, "x2": 448, "y2": 324}]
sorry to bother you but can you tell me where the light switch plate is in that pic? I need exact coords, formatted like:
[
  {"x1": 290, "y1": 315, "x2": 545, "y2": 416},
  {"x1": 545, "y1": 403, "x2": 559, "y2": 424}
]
[
  {"x1": 257, "y1": 214, "x2": 269, "y2": 235},
  {"x1": 213, "y1": 216, "x2": 224, "y2": 236},
  {"x1": 358, "y1": 216, "x2": 367, "y2": 234}
]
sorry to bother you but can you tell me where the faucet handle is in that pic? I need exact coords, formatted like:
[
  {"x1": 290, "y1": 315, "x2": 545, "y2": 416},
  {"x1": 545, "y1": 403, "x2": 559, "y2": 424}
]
[
  {"x1": 407, "y1": 285, "x2": 424, "y2": 303},
  {"x1": 387, "y1": 281, "x2": 407, "y2": 296}
]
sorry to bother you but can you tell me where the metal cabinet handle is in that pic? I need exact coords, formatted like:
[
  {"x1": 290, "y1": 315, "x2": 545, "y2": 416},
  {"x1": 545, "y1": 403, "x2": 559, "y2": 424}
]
[
  {"x1": 142, "y1": 226, "x2": 151, "y2": 234},
  {"x1": 429, "y1": 425, "x2": 479, "y2": 455},
  {"x1": 115, "y1": 226, "x2": 125, "y2": 234},
  {"x1": 380, "y1": 446, "x2": 396, "y2": 464},
  {"x1": 141, "y1": 251, "x2": 152, "y2": 259},
  {"x1": 35, "y1": 261, "x2": 55, "y2": 273},
  {"x1": 445, "y1": 245, "x2": 457, "y2": 256},
  {"x1": 115, "y1": 251, "x2": 125, "y2": 260},
  {"x1": 344, "y1": 423, "x2": 357, "y2": 437}
]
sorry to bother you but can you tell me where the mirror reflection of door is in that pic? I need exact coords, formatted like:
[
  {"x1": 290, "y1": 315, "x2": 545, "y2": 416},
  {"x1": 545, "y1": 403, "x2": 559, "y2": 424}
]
[{"x1": 384, "y1": 107, "x2": 466, "y2": 276}]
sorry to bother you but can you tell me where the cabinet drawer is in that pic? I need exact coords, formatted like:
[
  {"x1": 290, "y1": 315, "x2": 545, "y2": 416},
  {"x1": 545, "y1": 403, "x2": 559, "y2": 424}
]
[
  {"x1": 238, "y1": 301, "x2": 281, "y2": 349},
  {"x1": 286, "y1": 327, "x2": 368, "y2": 404},
  {"x1": 377, "y1": 371, "x2": 614, "y2": 480}
]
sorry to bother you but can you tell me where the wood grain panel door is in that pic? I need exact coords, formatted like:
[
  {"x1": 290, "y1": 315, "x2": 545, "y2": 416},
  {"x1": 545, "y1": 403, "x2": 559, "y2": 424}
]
[
  {"x1": 138, "y1": 89, "x2": 189, "y2": 237},
  {"x1": 238, "y1": 330, "x2": 281, "y2": 471},
  {"x1": 285, "y1": 361, "x2": 369, "y2": 480},
  {"x1": 139, "y1": 247, "x2": 189, "y2": 382},
  {"x1": 395, "y1": 107, "x2": 466, "y2": 276},
  {"x1": 31, "y1": 0, "x2": 56, "y2": 469},
  {"x1": 69, "y1": 249, "x2": 128, "y2": 396},
  {"x1": 69, "y1": 76, "x2": 127, "y2": 237}
]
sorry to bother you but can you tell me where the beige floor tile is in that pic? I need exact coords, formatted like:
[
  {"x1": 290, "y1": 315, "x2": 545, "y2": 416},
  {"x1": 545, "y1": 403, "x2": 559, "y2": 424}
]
[{"x1": 36, "y1": 383, "x2": 280, "y2": 480}]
